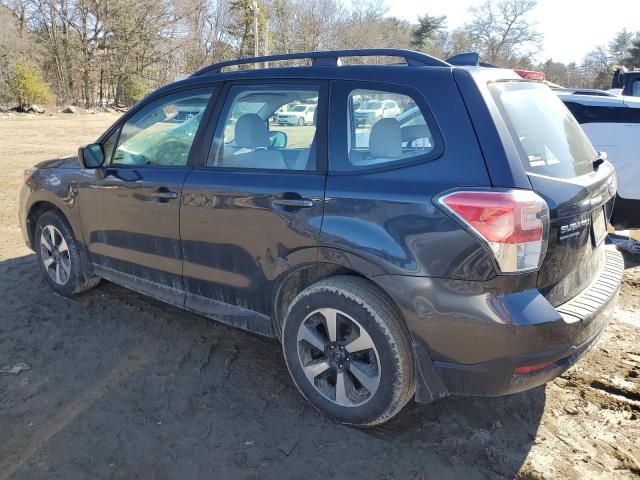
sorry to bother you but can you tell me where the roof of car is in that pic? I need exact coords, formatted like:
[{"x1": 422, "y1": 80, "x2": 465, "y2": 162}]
[{"x1": 138, "y1": 49, "x2": 521, "y2": 106}]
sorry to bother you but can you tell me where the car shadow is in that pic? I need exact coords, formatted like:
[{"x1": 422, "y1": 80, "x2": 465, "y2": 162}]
[{"x1": 0, "y1": 253, "x2": 543, "y2": 480}]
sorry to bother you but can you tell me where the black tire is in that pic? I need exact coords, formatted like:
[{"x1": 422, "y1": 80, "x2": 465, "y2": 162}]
[
  {"x1": 297, "y1": 116, "x2": 305, "y2": 126},
  {"x1": 282, "y1": 276, "x2": 415, "y2": 426},
  {"x1": 35, "y1": 210, "x2": 100, "y2": 296}
]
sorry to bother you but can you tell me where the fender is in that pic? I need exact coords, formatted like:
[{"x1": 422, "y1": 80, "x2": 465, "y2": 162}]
[
  {"x1": 22, "y1": 169, "x2": 86, "y2": 248},
  {"x1": 22, "y1": 167, "x2": 94, "y2": 281}
]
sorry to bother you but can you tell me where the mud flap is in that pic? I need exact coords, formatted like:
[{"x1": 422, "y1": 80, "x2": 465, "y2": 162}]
[{"x1": 411, "y1": 336, "x2": 449, "y2": 403}]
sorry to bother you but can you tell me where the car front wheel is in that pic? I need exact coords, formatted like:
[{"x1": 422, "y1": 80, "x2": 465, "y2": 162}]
[
  {"x1": 35, "y1": 210, "x2": 100, "y2": 296},
  {"x1": 282, "y1": 276, "x2": 415, "y2": 426}
]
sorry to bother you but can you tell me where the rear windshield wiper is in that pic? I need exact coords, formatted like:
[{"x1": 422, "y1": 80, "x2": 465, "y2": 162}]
[{"x1": 593, "y1": 151, "x2": 607, "y2": 170}]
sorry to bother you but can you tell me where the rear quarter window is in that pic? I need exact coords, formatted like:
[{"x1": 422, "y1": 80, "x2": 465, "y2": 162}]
[
  {"x1": 489, "y1": 81, "x2": 596, "y2": 179},
  {"x1": 334, "y1": 88, "x2": 439, "y2": 172}
]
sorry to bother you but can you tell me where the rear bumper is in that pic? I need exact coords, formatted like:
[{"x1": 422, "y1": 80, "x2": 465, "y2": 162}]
[{"x1": 374, "y1": 245, "x2": 624, "y2": 401}]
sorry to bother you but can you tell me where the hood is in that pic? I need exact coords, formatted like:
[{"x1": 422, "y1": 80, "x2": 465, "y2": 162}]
[
  {"x1": 355, "y1": 109, "x2": 381, "y2": 114},
  {"x1": 34, "y1": 155, "x2": 81, "y2": 170}
]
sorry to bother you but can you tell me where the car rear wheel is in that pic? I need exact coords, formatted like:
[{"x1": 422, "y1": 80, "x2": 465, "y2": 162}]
[
  {"x1": 282, "y1": 276, "x2": 415, "y2": 426},
  {"x1": 35, "y1": 210, "x2": 100, "y2": 296}
]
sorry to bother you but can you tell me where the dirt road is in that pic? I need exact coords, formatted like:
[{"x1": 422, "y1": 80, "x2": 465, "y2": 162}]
[{"x1": 0, "y1": 113, "x2": 638, "y2": 479}]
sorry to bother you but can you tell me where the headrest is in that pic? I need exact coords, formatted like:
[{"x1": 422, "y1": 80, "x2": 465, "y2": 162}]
[
  {"x1": 370, "y1": 118, "x2": 402, "y2": 159},
  {"x1": 235, "y1": 113, "x2": 270, "y2": 149}
]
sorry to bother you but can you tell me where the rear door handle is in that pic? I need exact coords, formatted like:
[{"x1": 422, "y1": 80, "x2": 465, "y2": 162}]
[{"x1": 272, "y1": 198, "x2": 314, "y2": 208}]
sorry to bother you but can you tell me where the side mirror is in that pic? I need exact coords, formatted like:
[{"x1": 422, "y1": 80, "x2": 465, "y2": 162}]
[
  {"x1": 270, "y1": 131, "x2": 288, "y2": 149},
  {"x1": 79, "y1": 143, "x2": 105, "y2": 168}
]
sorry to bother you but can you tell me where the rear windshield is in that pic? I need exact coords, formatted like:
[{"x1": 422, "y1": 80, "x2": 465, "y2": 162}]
[{"x1": 489, "y1": 81, "x2": 596, "y2": 179}]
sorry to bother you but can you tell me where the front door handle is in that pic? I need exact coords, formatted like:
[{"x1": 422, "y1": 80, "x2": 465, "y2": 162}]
[
  {"x1": 272, "y1": 198, "x2": 314, "y2": 208},
  {"x1": 151, "y1": 190, "x2": 178, "y2": 200}
]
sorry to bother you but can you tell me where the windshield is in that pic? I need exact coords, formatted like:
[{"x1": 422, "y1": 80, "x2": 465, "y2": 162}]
[
  {"x1": 489, "y1": 81, "x2": 596, "y2": 179},
  {"x1": 290, "y1": 105, "x2": 307, "y2": 112},
  {"x1": 360, "y1": 101, "x2": 382, "y2": 110}
]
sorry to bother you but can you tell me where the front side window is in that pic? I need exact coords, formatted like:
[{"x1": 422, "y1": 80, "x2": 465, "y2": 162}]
[
  {"x1": 112, "y1": 89, "x2": 212, "y2": 167},
  {"x1": 341, "y1": 88, "x2": 435, "y2": 171},
  {"x1": 207, "y1": 85, "x2": 320, "y2": 171},
  {"x1": 489, "y1": 81, "x2": 595, "y2": 179}
]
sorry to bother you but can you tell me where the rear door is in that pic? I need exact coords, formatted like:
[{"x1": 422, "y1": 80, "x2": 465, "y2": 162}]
[
  {"x1": 179, "y1": 80, "x2": 328, "y2": 334},
  {"x1": 485, "y1": 80, "x2": 616, "y2": 305},
  {"x1": 78, "y1": 87, "x2": 215, "y2": 304}
]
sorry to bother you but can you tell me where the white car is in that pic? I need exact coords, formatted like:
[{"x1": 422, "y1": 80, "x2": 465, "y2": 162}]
[
  {"x1": 354, "y1": 100, "x2": 401, "y2": 126},
  {"x1": 558, "y1": 90, "x2": 640, "y2": 229},
  {"x1": 276, "y1": 104, "x2": 316, "y2": 126}
]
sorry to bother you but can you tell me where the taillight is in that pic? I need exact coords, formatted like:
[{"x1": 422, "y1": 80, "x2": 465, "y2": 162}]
[{"x1": 438, "y1": 190, "x2": 549, "y2": 273}]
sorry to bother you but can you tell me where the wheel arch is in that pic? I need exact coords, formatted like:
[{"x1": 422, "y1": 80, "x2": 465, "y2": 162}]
[
  {"x1": 273, "y1": 255, "x2": 405, "y2": 340},
  {"x1": 26, "y1": 201, "x2": 69, "y2": 247}
]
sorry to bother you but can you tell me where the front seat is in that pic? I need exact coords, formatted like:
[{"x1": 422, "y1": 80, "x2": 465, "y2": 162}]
[{"x1": 232, "y1": 113, "x2": 285, "y2": 169}]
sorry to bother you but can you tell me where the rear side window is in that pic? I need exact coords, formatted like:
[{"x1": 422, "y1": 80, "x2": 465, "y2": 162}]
[
  {"x1": 489, "y1": 82, "x2": 596, "y2": 179},
  {"x1": 339, "y1": 88, "x2": 436, "y2": 171}
]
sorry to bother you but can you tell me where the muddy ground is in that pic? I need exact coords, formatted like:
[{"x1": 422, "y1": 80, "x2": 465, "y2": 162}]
[{"x1": 0, "y1": 112, "x2": 638, "y2": 479}]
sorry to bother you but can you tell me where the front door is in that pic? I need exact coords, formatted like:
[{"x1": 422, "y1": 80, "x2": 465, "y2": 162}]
[
  {"x1": 78, "y1": 87, "x2": 215, "y2": 304},
  {"x1": 180, "y1": 81, "x2": 327, "y2": 335}
]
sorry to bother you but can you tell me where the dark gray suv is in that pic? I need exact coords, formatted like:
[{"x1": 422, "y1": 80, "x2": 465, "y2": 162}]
[{"x1": 19, "y1": 49, "x2": 623, "y2": 426}]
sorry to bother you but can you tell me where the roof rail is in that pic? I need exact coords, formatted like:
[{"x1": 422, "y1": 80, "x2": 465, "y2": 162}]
[{"x1": 191, "y1": 48, "x2": 450, "y2": 77}]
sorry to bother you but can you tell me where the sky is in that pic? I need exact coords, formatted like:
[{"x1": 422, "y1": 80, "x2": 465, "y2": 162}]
[{"x1": 386, "y1": 0, "x2": 640, "y2": 64}]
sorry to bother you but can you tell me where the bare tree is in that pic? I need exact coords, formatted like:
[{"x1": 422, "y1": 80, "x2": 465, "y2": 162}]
[
  {"x1": 581, "y1": 46, "x2": 611, "y2": 89},
  {"x1": 465, "y1": 0, "x2": 541, "y2": 66},
  {"x1": 176, "y1": 0, "x2": 233, "y2": 72}
]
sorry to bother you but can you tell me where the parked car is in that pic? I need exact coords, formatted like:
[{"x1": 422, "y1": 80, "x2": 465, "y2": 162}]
[
  {"x1": 610, "y1": 68, "x2": 640, "y2": 97},
  {"x1": 354, "y1": 99, "x2": 401, "y2": 126},
  {"x1": 276, "y1": 104, "x2": 316, "y2": 126},
  {"x1": 557, "y1": 91, "x2": 640, "y2": 229},
  {"x1": 19, "y1": 49, "x2": 622, "y2": 427}
]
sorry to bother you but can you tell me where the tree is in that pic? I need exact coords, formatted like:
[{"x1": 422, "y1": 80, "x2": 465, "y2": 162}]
[
  {"x1": 609, "y1": 28, "x2": 633, "y2": 66},
  {"x1": 7, "y1": 62, "x2": 53, "y2": 109},
  {"x1": 227, "y1": 0, "x2": 267, "y2": 58},
  {"x1": 0, "y1": 3, "x2": 38, "y2": 102},
  {"x1": 176, "y1": 0, "x2": 233, "y2": 72},
  {"x1": 625, "y1": 36, "x2": 640, "y2": 68},
  {"x1": 581, "y1": 46, "x2": 610, "y2": 89},
  {"x1": 120, "y1": 77, "x2": 150, "y2": 105},
  {"x1": 411, "y1": 13, "x2": 446, "y2": 51},
  {"x1": 464, "y1": 0, "x2": 541, "y2": 66}
]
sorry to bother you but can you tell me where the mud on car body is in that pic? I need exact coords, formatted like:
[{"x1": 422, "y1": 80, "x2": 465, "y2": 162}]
[{"x1": 19, "y1": 49, "x2": 623, "y2": 426}]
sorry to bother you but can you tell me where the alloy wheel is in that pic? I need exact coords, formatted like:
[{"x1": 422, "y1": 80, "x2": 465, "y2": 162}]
[
  {"x1": 296, "y1": 308, "x2": 381, "y2": 407},
  {"x1": 40, "y1": 225, "x2": 71, "y2": 285}
]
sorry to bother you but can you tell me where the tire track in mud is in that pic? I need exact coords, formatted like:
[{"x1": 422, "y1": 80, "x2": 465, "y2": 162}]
[{"x1": 0, "y1": 344, "x2": 157, "y2": 480}]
